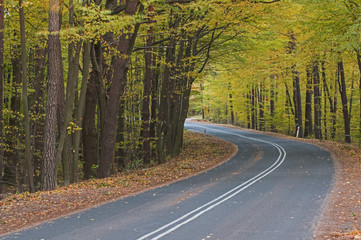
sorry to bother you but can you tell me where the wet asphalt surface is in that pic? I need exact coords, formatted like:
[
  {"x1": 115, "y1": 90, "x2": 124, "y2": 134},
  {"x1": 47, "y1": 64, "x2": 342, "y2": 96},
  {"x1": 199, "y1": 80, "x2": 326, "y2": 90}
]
[{"x1": 1, "y1": 122, "x2": 334, "y2": 240}]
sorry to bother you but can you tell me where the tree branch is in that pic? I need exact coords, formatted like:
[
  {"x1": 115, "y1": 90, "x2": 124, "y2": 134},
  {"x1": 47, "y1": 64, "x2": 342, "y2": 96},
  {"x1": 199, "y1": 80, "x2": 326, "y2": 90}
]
[{"x1": 110, "y1": 4, "x2": 126, "y2": 15}]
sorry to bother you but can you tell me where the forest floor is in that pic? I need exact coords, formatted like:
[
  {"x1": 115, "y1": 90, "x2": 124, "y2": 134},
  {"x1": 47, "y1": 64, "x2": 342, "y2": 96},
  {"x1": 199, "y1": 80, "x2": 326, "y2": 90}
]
[
  {"x1": 0, "y1": 131, "x2": 237, "y2": 236},
  {"x1": 0, "y1": 123, "x2": 360, "y2": 239}
]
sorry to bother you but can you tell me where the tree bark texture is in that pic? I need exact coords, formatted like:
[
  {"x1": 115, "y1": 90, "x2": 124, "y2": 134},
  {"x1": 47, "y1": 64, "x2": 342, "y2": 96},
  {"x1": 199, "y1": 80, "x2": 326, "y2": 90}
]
[
  {"x1": 337, "y1": 60, "x2": 351, "y2": 143},
  {"x1": 97, "y1": 0, "x2": 140, "y2": 178},
  {"x1": 82, "y1": 73, "x2": 98, "y2": 179},
  {"x1": 42, "y1": 0, "x2": 62, "y2": 191}
]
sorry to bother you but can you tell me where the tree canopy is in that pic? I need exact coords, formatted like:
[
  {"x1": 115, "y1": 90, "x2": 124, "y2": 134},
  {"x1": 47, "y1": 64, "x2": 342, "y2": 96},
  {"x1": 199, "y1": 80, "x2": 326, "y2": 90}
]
[{"x1": 0, "y1": 0, "x2": 359, "y2": 193}]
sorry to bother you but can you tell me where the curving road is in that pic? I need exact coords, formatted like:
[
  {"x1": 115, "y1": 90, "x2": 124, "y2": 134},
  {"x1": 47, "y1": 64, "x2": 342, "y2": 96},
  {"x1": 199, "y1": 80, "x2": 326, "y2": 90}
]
[{"x1": 1, "y1": 122, "x2": 334, "y2": 240}]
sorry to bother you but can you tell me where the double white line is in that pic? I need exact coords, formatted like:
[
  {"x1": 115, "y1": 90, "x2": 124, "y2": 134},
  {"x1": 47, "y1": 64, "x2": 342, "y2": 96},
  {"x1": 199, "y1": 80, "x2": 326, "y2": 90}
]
[{"x1": 137, "y1": 125, "x2": 287, "y2": 240}]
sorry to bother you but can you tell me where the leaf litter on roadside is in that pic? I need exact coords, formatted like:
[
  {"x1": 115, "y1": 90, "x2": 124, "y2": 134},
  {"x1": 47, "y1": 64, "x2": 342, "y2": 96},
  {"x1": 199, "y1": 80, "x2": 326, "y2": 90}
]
[{"x1": 0, "y1": 131, "x2": 237, "y2": 235}]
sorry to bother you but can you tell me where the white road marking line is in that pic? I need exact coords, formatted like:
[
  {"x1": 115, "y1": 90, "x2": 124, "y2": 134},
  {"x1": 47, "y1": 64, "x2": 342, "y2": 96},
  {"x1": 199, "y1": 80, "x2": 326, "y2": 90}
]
[{"x1": 137, "y1": 125, "x2": 287, "y2": 240}]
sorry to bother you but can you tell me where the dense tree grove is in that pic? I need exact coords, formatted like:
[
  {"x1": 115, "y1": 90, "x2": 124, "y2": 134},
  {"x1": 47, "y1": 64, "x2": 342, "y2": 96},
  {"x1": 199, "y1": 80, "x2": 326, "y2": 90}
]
[
  {"x1": 192, "y1": 0, "x2": 361, "y2": 145},
  {"x1": 0, "y1": 0, "x2": 263, "y2": 192},
  {"x1": 1, "y1": 0, "x2": 359, "y2": 193}
]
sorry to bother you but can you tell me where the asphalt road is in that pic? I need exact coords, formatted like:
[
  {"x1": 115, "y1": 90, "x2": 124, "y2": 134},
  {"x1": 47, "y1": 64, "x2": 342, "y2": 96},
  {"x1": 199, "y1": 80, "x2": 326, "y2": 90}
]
[{"x1": 1, "y1": 122, "x2": 334, "y2": 240}]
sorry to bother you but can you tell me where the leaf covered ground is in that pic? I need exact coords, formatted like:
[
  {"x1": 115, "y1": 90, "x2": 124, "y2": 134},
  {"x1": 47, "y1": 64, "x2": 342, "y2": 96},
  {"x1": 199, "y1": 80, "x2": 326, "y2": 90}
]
[
  {"x1": 0, "y1": 131, "x2": 237, "y2": 236},
  {"x1": 314, "y1": 141, "x2": 361, "y2": 240}
]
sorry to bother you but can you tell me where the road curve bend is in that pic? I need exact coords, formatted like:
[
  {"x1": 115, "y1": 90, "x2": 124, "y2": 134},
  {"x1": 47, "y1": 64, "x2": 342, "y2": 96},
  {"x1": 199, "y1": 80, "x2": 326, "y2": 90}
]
[{"x1": 1, "y1": 122, "x2": 334, "y2": 240}]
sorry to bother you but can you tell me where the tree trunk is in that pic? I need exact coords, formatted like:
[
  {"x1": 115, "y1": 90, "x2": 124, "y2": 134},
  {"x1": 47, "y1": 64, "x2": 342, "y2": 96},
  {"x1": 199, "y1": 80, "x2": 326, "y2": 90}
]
[
  {"x1": 293, "y1": 69, "x2": 303, "y2": 137},
  {"x1": 304, "y1": 66, "x2": 313, "y2": 137},
  {"x1": 313, "y1": 61, "x2": 322, "y2": 140},
  {"x1": 285, "y1": 82, "x2": 294, "y2": 135},
  {"x1": 349, "y1": 78, "x2": 354, "y2": 125},
  {"x1": 251, "y1": 86, "x2": 256, "y2": 129},
  {"x1": 82, "y1": 73, "x2": 98, "y2": 179},
  {"x1": 54, "y1": 0, "x2": 82, "y2": 186},
  {"x1": 356, "y1": 53, "x2": 361, "y2": 144},
  {"x1": 337, "y1": 59, "x2": 351, "y2": 143},
  {"x1": 72, "y1": 41, "x2": 90, "y2": 182},
  {"x1": 169, "y1": 36, "x2": 185, "y2": 157},
  {"x1": 3, "y1": 53, "x2": 21, "y2": 188},
  {"x1": 270, "y1": 75, "x2": 275, "y2": 131},
  {"x1": 246, "y1": 92, "x2": 251, "y2": 129},
  {"x1": 19, "y1": 0, "x2": 35, "y2": 192},
  {"x1": 170, "y1": 36, "x2": 194, "y2": 157},
  {"x1": 32, "y1": 44, "x2": 46, "y2": 188},
  {"x1": 200, "y1": 83, "x2": 205, "y2": 120},
  {"x1": 229, "y1": 82, "x2": 235, "y2": 125},
  {"x1": 259, "y1": 81, "x2": 264, "y2": 130},
  {"x1": 97, "y1": 0, "x2": 140, "y2": 178},
  {"x1": 149, "y1": 51, "x2": 159, "y2": 157},
  {"x1": 141, "y1": 5, "x2": 153, "y2": 164},
  {"x1": 331, "y1": 70, "x2": 338, "y2": 140},
  {"x1": 321, "y1": 61, "x2": 328, "y2": 140},
  {"x1": 42, "y1": 0, "x2": 63, "y2": 191},
  {"x1": 157, "y1": 31, "x2": 176, "y2": 163},
  {"x1": 0, "y1": 0, "x2": 4, "y2": 193}
]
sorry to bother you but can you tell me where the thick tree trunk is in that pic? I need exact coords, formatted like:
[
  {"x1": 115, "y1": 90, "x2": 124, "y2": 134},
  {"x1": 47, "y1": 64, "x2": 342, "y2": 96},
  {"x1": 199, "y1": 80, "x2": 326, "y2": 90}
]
[
  {"x1": 82, "y1": 73, "x2": 98, "y2": 179},
  {"x1": 19, "y1": 0, "x2": 35, "y2": 192},
  {"x1": 97, "y1": 0, "x2": 140, "y2": 178},
  {"x1": 173, "y1": 77, "x2": 194, "y2": 156},
  {"x1": 169, "y1": 37, "x2": 185, "y2": 157},
  {"x1": 42, "y1": 0, "x2": 63, "y2": 191},
  {"x1": 157, "y1": 36, "x2": 176, "y2": 163},
  {"x1": 170, "y1": 37, "x2": 193, "y2": 157},
  {"x1": 337, "y1": 60, "x2": 351, "y2": 143}
]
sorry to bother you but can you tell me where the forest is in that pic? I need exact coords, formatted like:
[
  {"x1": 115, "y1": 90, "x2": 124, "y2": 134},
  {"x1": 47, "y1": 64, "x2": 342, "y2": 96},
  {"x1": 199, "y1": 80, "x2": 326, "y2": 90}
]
[
  {"x1": 0, "y1": 0, "x2": 359, "y2": 194},
  {"x1": 191, "y1": 0, "x2": 361, "y2": 146}
]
